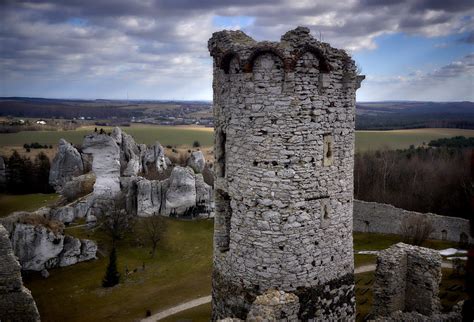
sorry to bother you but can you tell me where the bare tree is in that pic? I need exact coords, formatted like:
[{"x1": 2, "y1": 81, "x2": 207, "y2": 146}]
[
  {"x1": 101, "y1": 194, "x2": 135, "y2": 246},
  {"x1": 399, "y1": 215, "x2": 434, "y2": 246},
  {"x1": 141, "y1": 214, "x2": 166, "y2": 258}
]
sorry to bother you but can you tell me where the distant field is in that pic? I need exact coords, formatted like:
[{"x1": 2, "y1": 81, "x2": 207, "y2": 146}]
[
  {"x1": 356, "y1": 128, "x2": 474, "y2": 152},
  {"x1": 0, "y1": 193, "x2": 59, "y2": 217},
  {"x1": 0, "y1": 125, "x2": 214, "y2": 148},
  {"x1": 0, "y1": 126, "x2": 472, "y2": 152}
]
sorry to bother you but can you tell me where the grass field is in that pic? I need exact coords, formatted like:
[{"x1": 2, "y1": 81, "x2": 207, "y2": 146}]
[
  {"x1": 0, "y1": 193, "x2": 59, "y2": 217},
  {"x1": 24, "y1": 218, "x2": 214, "y2": 322},
  {"x1": 20, "y1": 214, "x2": 463, "y2": 322},
  {"x1": 0, "y1": 126, "x2": 472, "y2": 153}
]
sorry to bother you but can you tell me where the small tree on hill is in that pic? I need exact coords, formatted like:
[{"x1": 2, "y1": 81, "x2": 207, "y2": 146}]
[
  {"x1": 142, "y1": 214, "x2": 166, "y2": 258},
  {"x1": 102, "y1": 247, "x2": 120, "y2": 287}
]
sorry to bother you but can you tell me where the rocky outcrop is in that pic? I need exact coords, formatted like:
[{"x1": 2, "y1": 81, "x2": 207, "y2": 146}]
[
  {"x1": 135, "y1": 166, "x2": 213, "y2": 218},
  {"x1": 0, "y1": 213, "x2": 97, "y2": 271},
  {"x1": 60, "y1": 172, "x2": 96, "y2": 201},
  {"x1": 82, "y1": 133, "x2": 121, "y2": 197},
  {"x1": 49, "y1": 139, "x2": 84, "y2": 190},
  {"x1": 143, "y1": 142, "x2": 168, "y2": 174},
  {"x1": 165, "y1": 166, "x2": 196, "y2": 215},
  {"x1": 0, "y1": 224, "x2": 40, "y2": 322},
  {"x1": 137, "y1": 179, "x2": 164, "y2": 216},
  {"x1": 187, "y1": 151, "x2": 205, "y2": 173}
]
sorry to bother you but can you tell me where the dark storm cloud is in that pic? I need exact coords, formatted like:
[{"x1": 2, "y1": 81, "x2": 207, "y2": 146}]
[{"x1": 0, "y1": 0, "x2": 473, "y2": 99}]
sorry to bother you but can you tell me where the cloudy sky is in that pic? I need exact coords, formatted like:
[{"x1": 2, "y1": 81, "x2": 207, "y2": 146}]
[{"x1": 1, "y1": 0, "x2": 473, "y2": 101}]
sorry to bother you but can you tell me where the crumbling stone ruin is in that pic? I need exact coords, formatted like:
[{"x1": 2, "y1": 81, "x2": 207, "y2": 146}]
[
  {"x1": 208, "y1": 27, "x2": 364, "y2": 320},
  {"x1": 0, "y1": 224, "x2": 40, "y2": 321},
  {"x1": 371, "y1": 243, "x2": 462, "y2": 321}
]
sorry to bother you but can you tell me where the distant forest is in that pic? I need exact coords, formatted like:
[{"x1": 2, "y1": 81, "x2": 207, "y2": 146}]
[{"x1": 355, "y1": 137, "x2": 473, "y2": 219}]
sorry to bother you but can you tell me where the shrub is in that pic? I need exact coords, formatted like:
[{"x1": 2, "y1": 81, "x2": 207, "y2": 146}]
[
  {"x1": 399, "y1": 216, "x2": 434, "y2": 246},
  {"x1": 192, "y1": 140, "x2": 201, "y2": 148}
]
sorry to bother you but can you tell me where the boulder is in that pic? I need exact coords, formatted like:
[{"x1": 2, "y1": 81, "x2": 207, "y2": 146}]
[
  {"x1": 114, "y1": 127, "x2": 144, "y2": 177},
  {"x1": 60, "y1": 172, "x2": 96, "y2": 201},
  {"x1": 187, "y1": 151, "x2": 206, "y2": 173},
  {"x1": 165, "y1": 166, "x2": 197, "y2": 216},
  {"x1": 11, "y1": 223, "x2": 65, "y2": 271},
  {"x1": 82, "y1": 133, "x2": 121, "y2": 197},
  {"x1": 143, "y1": 142, "x2": 168, "y2": 174},
  {"x1": 49, "y1": 139, "x2": 84, "y2": 190},
  {"x1": 50, "y1": 206, "x2": 76, "y2": 224},
  {"x1": 137, "y1": 179, "x2": 164, "y2": 217},
  {"x1": 120, "y1": 176, "x2": 141, "y2": 216},
  {"x1": 79, "y1": 239, "x2": 97, "y2": 261},
  {"x1": 58, "y1": 235, "x2": 81, "y2": 267}
]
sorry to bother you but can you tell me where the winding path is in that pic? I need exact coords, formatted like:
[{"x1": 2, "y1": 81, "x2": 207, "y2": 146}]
[{"x1": 140, "y1": 262, "x2": 453, "y2": 321}]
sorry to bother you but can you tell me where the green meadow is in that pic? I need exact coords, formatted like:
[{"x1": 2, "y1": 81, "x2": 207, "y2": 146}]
[{"x1": 0, "y1": 126, "x2": 473, "y2": 151}]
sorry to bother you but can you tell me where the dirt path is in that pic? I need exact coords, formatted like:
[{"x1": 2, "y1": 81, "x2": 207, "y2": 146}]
[
  {"x1": 141, "y1": 296, "x2": 212, "y2": 322},
  {"x1": 141, "y1": 261, "x2": 453, "y2": 321}
]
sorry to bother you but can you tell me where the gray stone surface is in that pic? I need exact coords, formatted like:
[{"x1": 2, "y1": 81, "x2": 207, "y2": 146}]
[
  {"x1": 247, "y1": 290, "x2": 300, "y2": 322},
  {"x1": 165, "y1": 166, "x2": 197, "y2": 216},
  {"x1": 187, "y1": 151, "x2": 206, "y2": 173},
  {"x1": 209, "y1": 26, "x2": 363, "y2": 320},
  {"x1": 1, "y1": 212, "x2": 97, "y2": 271},
  {"x1": 82, "y1": 132, "x2": 121, "y2": 197},
  {"x1": 354, "y1": 200, "x2": 472, "y2": 244},
  {"x1": 0, "y1": 224, "x2": 40, "y2": 322},
  {"x1": 137, "y1": 178, "x2": 164, "y2": 217},
  {"x1": 49, "y1": 138, "x2": 84, "y2": 190},
  {"x1": 143, "y1": 142, "x2": 168, "y2": 174},
  {"x1": 60, "y1": 172, "x2": 96, "y2": 201},
  {"x1": 372, "y1": 243, "x2": 442, "y2": 318}
]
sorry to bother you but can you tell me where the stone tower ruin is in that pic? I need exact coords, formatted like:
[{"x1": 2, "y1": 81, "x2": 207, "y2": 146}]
[{"x1": 208, "y1": 27, "x2": 364, "y2": 320}]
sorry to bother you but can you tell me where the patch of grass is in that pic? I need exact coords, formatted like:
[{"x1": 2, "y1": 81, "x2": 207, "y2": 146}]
[
  {"x1": 0, "y1": 193, "x2": 59, "y2": 217},
  {"x1": 24, "y1": 218, "x2": 214, "y2": 322},
  {"x1": 160, "y1": 302, "x2": 212, "y2": 322},
  {"x1": 354, "y1": 254, "x2": 377, "y2": 267}
]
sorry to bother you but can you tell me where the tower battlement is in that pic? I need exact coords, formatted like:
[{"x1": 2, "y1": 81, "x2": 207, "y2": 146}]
[{"x1": 209, "y1": 27, "x2": 364, "y2": 321}]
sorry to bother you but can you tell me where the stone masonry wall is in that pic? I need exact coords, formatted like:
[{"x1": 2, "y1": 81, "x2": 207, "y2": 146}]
[
  {"x1": 209, "y1": 27, "x2": 363, "y2": 320},
  {"x1": 0, "y1": 224, "x2": 40, "y2": 322},
  {"x1": 354, "y1": 200, "x2": 472, "y2": 244},
  {"x1": 372, "y1": 243, "x2": 442, "y2": 318}
]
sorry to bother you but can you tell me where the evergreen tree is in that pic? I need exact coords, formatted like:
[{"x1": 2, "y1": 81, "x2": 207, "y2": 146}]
[{"x1": 102, "y1": 247, "x2": 120, "y2": 287}]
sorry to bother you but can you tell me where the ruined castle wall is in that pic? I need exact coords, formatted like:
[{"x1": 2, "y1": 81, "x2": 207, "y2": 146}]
[
  {"x1": 209, "y1": 27, "x2": 363, "y2": 320},
  {"x1": 372, "y1": 243, "x2": 442, "y2": 318},
  {"x1": 354, "y1": 200, "x2": 472, "y2": 244},
  {"x1": 0, "y1": 224, "x2": 40, "y2": 322}
]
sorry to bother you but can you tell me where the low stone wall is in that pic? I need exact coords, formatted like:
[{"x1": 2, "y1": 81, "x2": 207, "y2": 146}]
[{"x1": 354, "y1": 200, "x2": 472, "y2": 244}]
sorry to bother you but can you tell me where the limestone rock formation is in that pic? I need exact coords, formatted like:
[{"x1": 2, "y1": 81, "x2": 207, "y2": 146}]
[
  {"x1": 60, "y1": 172, "x2": 96, "y2": 201},
  {"x1": 0, "y1": 224, "x2": 40, "y2": 322},
  {"x1": 82, "y1": 133, "x2": 121, "y2": 197},
  {"x1": 11, "y1": 223, "x2": 65, "y2": 271},
  {"x1": 165, "y1": 166, "x2": 197, "y2": 216},
  {"x1": 49, "y1": 139, "x2": 84, "y2": 190},
  {"x1": 1, "y1": 212, "x2": 97, "y2": 271},
  {"x1": 143, "y1": 142, "x2": 168, "y2": 174},
  {"x1": 187, "y1": 151, "x2": 205, "y2": 173},
  {"x1": 137, "y1": 179, "x2": 164, "y2": 217}
]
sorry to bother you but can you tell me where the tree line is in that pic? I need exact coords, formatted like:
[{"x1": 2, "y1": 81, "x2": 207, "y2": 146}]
[
  {"x1": 1, "y1": 151, "x2": 54, "y2": 194},
  {"x1": 354, "y1": 144, "x2": 472, "y2": 219}
]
